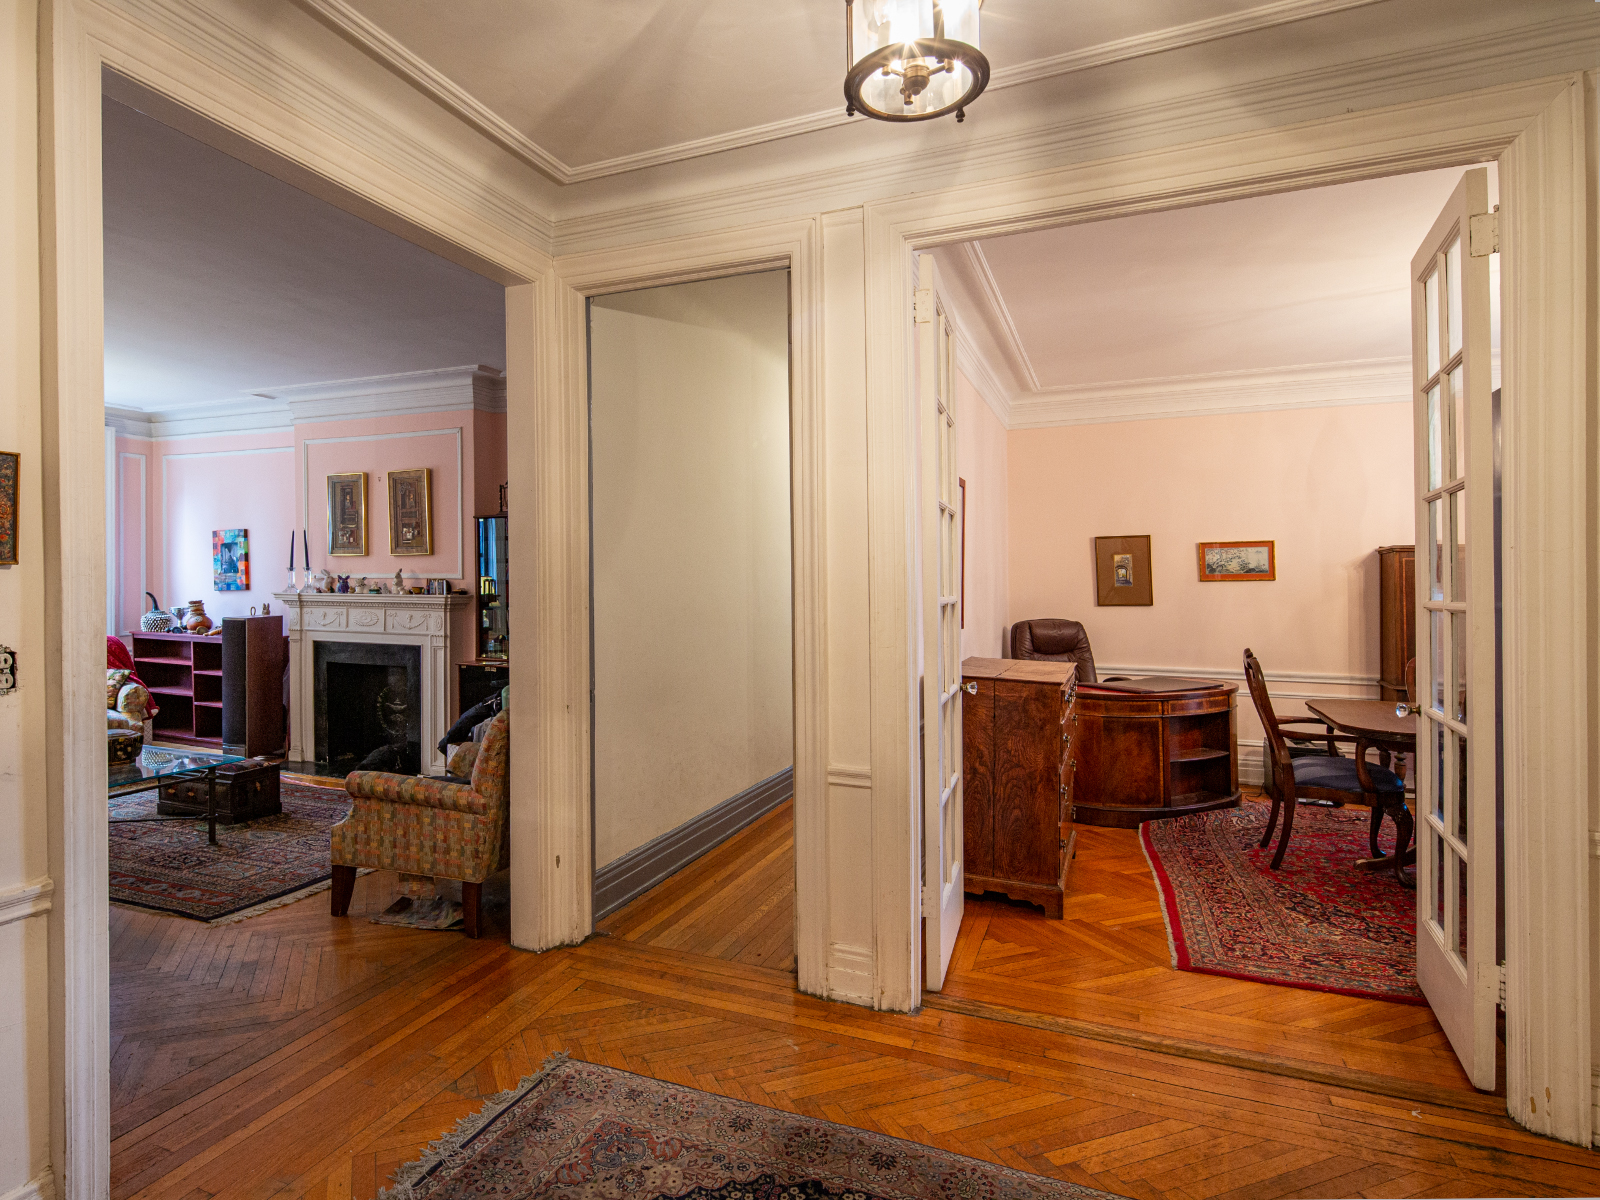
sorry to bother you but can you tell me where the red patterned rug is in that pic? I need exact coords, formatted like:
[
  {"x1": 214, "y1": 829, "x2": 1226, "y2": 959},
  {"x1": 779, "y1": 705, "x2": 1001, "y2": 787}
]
[
  {"x1": 1140, "y1": 800, "x2": 1423, "y2": 1003},
  {"x1": 384, "y1": 1056, "x2": 1126, "y2": 1200},
  {"x1": 110, "y1": 778, "x2": 350, "y2": 923}
]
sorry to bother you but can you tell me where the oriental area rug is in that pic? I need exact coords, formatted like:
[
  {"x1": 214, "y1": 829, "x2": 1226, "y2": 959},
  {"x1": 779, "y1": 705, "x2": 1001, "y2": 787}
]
[
  {"x1": 1140, "y1": 801, "x2": 1424, "y2": 1003},
  {"x1": 383, "y1": 1056, "x2": 1126, "y2": 1200},
  {"x1": 110, "y1": 778, "x2": 350, "y2": 923}
]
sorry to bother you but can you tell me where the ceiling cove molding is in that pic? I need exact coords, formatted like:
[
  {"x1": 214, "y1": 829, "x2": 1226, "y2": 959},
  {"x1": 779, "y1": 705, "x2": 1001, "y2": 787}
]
[
  {"x1": 962, "y1": 244, "x2": 1041, "y2": 393},
  {"x1": 953, "y1": 333, "x2": 1014, "y2": 431},
  {"x1": 1008, "y1": 358, "x2": 1412, "y2": 429},
  {"x1": 103, "y1": 366, "x2": 504, "y2": 440},
  {"x1": 550, "y1": 16, "x2": 1597, "y2": 253},
  {"x1": 295, "y1": 0, "x2": 1386, "y2": 187}
]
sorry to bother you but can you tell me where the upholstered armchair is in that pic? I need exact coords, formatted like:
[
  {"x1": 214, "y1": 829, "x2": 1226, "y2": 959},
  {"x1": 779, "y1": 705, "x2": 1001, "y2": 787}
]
[
  {"x1": 1010, "y1": 619, "x2": 1098, "y2": 683},
  {"x1": 329, "y1": 708, "x2": 508, "y2": 937}
]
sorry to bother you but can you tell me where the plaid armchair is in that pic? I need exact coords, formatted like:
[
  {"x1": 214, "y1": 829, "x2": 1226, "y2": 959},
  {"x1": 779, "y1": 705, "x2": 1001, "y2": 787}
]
[{"x1": 329, "y1": 708, "x2": 508, "y2": 937}]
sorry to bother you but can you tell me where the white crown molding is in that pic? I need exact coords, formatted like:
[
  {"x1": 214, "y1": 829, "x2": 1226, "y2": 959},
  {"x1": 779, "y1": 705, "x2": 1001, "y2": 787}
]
[
  {"x1": 549, "y1": 16, "x2": 1597, "y2": 254},
  {"x1": 104, "y1": 366, "x2": 506, "y2": 440},
  {"x1": 1008, "y1": 358, "x2": 1412, "y2": 429},
  {"x1": 963, "y1": 243, "x2": 1041, "y2": 392},
  {"x1": 296, "y1": 0, "x2": 1386, "y2": 186},
  {"x1": 0, "y1": 877, "x2": 55, "y2": 928},
  {"x1": 954, "y1": 338, "x2": 1013, "y2": 431}
]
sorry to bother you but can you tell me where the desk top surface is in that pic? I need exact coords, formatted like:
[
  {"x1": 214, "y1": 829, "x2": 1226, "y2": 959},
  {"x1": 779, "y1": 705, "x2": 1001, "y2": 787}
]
[
  {"x1": 1305, "y1": 698, "x2": 1416, "y2": 740},
  {"x1": 961, "y1": 657, "x2": 1075, "y2": 684}
]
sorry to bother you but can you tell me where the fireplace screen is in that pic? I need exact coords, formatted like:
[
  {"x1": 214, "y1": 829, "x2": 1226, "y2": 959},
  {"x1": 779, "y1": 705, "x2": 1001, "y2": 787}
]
[{"x1": 314, "y1": 641, "x2": 422, "y2": 775}]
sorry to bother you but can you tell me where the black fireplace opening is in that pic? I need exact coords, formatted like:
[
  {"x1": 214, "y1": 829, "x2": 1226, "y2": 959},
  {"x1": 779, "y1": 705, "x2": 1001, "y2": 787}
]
[{"x1": 314, "y1": 641, "x2": 422, "y2": 776}]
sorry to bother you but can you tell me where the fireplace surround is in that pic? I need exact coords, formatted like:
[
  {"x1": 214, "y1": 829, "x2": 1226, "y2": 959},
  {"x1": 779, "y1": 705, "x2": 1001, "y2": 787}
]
[{"x1": 276, "y1": 592, "x2": 473, "y2": 774}]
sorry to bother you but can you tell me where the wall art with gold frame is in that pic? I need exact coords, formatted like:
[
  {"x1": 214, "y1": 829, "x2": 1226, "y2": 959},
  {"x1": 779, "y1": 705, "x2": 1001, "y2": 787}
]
[
  {"x1": 327, "y1": 472, "x2": 367, "y2": 556},
  {"x1": 387, "y1": 467, "x2": 433, "y2": 556}
]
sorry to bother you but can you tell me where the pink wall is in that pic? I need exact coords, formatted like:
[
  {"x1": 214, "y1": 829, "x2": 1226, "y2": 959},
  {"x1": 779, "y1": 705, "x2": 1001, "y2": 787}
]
[
  {"x1": 956, "y1": 370, "x2": 1010, "y2": 660},
  {"x1": 1005, "y1": 402, "x2": 1414, "y2": 759}
]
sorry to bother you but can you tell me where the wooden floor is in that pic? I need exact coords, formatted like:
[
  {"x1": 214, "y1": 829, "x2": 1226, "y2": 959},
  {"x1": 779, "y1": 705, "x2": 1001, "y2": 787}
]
[{"x1": 109, "y1": 798, "x2": 1600, "y2": 1200}]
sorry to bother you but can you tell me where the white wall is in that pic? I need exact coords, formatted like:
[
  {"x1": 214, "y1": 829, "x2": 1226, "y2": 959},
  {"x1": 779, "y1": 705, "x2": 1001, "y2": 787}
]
[
  {"x1": 589, "y1": 272, "x2": 793, "y2": 867},
  {"x1": 0, "y1": 1, "x2": 54, "y2": 1197},
  {"x1": 956, "y1": 369, "x2": 1009, "y2": 661}
]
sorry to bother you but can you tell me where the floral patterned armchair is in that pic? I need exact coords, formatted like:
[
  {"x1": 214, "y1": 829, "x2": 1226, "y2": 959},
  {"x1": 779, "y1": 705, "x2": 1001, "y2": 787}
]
[{"x1": 329, "y1": 708, "x2": 508, "y2": 937}]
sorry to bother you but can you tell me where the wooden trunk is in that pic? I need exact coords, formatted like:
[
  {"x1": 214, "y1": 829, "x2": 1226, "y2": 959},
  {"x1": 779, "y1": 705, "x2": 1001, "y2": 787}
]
[
  {"x1": 961, "y1": 657, "x2": 1077, "y2": 918},
  {"x1": 157, "y1": 758, "x2": 283, "y2": 825},
  {"x1": 1376, "y1": 544, "x2": 1417, "y2": 702}
]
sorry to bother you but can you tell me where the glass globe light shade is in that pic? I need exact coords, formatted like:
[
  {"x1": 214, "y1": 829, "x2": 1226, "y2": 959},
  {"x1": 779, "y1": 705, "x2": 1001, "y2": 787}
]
[{"x1": 844, "y1": 0, "x2": 989, "y2": 122}]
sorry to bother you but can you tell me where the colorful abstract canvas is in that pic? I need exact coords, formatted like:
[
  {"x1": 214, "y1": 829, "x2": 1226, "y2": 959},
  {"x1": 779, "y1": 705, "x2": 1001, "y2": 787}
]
[
  {"x1": 0, "y1": 451, "x2": 16, "y2": 565},
  {"x1": 213, "y1": 528, "x2": 249, "y2": 591}
]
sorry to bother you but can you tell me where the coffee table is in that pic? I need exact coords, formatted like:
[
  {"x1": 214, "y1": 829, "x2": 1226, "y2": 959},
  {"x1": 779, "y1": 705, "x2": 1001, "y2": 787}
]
[{"x1": 109, "y1": 747, "x2": 247, "y2": 846}]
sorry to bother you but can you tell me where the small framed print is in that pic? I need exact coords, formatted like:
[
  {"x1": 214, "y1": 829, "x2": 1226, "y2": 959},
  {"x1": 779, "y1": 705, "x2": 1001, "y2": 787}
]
[
  {"x1": 327, "y1": 472, "x2": 367, "y2": 556},
  {"x1": 387, "y1": 467, "x2": 433, "y2": 556},
  {"x1": 0, "y1": 451, "x2": 17, "y2": 566},
  {"x1": 1094, "y1": 535, "x2": 1152, "y2": 606},
  {"x1": 1198, "y1": 540, "x2": 1276, "y2": 582},
  {"x1": 212, "y1": 528, "x2": 249, "y2": 591}
]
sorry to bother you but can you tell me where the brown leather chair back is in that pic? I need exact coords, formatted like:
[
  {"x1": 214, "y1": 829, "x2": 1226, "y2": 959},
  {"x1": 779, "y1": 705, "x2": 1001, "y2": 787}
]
[{"x1": 1010, "y1": 619, "x2": 1097, "y2": 683}]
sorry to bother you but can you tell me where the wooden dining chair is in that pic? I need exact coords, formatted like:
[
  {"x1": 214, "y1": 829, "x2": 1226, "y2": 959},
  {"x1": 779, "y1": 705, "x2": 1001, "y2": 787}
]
[{"x1": 1244, "y1": 648, "x2": 1410, "y2": 870}]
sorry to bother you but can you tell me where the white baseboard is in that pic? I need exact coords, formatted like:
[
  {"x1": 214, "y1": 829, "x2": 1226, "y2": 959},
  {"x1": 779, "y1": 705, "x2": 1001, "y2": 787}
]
[
  {"x1": 0, "y1": 1169, "x2": 55, "y2": 1200},
  {"x1": 826, "y1": 943, "x2": 875, "y2": 1006}
]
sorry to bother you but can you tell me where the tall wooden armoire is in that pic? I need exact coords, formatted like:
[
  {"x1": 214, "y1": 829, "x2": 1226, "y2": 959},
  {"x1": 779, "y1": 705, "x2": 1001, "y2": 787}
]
[
  {"x1": 1376, "y1": 545, "x2": 1416, "y2": 702},
  {"x1": 961, "y1": 657, "x2": 1078, "y2": 919}
]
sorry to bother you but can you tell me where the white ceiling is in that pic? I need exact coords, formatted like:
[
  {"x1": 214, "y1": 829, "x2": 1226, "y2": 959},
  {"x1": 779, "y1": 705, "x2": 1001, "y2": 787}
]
[
  {"x1": 102, "y1": 97, "x2": 506, "y2": 412},
  {"x1": 946, "y1": 165, "x2": 1496, "y2": 394}
]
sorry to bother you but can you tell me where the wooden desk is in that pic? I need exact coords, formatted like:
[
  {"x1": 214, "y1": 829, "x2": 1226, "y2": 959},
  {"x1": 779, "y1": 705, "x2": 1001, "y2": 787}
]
[
  {"x1": 1305, "y1": 698, "x2": 1416, "y2": 883},
  {"x1": 1072, "y1": 677, "x2": 1241, "y2": 828}
]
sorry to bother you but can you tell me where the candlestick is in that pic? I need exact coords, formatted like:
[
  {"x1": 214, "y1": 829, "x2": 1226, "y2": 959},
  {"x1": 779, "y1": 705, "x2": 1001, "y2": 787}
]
[{"x1": 302, "y1": 529, "x2": 310, "y2": 571}]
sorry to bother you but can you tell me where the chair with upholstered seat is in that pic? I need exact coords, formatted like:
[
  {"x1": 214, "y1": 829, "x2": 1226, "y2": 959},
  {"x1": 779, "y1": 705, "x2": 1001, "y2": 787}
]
[
  {"x1": 1010, "y1": 619, "x2": 1097, "y2": 682},
  {"x1": 1244, "y1": 648, "x2": 1411, "y2": 872}
]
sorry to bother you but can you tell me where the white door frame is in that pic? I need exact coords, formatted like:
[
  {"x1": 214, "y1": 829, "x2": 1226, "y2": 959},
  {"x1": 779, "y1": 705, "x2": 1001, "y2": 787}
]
[{"x1": 861, "y1": 76, "x2": 1592, "y2": 1138}]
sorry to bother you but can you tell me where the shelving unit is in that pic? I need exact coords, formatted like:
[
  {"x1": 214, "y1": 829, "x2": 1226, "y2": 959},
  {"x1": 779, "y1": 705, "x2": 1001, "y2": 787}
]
[{"x1": 124, "y1": 631, "x2": 224, "y2": 746}]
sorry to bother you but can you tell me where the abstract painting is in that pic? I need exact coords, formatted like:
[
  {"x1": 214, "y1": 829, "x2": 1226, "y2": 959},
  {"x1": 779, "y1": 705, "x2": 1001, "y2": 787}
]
[{"x1": 213, "y1": 528, "x2": 249, "y2": 591}]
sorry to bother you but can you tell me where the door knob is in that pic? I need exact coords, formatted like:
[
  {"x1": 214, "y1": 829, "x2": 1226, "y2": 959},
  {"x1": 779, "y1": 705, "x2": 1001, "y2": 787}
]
[{"x1": 964, "y1": 681, "x2": 978, "y2": 694}]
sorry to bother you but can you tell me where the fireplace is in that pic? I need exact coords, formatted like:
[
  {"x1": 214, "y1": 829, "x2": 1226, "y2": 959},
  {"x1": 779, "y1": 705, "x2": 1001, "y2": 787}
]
[{"x1": 314, "y1": 641, "x2": 422, "y2": 775}]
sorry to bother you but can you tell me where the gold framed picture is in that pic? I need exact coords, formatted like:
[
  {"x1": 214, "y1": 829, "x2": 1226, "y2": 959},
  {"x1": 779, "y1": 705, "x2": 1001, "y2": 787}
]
[
  {"x1": 1197, "y1": 540, "x2": 1276, "y2": 581},
  {"x1": 387, "y1": 467, "x2": 433, "y2": 556},
  {"x1": 327, "y1": 472, "x2": 367, "y2": 556},
  {"x1": 1093, "y1": 535, "x2": 1153, "y2": 606}
]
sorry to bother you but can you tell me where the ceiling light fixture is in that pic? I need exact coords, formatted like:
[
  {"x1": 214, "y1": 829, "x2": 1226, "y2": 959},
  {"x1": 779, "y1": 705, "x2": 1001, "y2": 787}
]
[{"x1": 844, "y1": 0, "x2": 989, "y2": 123}]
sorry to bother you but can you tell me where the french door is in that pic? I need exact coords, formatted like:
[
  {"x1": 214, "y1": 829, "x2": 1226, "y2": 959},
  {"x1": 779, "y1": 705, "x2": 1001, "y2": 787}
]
[
  {"x1": 1410, "y1": 167, "x2": 1498, "y2": 1090},
  {"x1": 918, "y1": 254, "x2": 964, "y2": 991}
]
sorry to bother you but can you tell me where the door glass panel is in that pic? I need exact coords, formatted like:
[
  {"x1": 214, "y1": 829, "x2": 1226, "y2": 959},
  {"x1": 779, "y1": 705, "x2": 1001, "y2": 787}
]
[
  {"x1": 1451, "y1": 609, "x2": 1468, "y2": 722},
  {"x1": 1433, "y1": 831, "x2": 1446, "y2": 930},
  {"x1": 1450, "y1": 366, "x2": 1466, "y2": 482},
  {"x1": 1425, "y1": 271, "x2": 1441, "y2": 377},
  {"x1": 1432, "y1": 721, "x2": 1446, "y2": 820},
  {"x1": 1446, "y1": 238, "x2": 1463, "y2": 357},
  {"x1": 1426, "y1": 386, "x2": 1442, "y2": 490},
  {"x1": 1449, "y1": 487, "x2": 1466, "y2": 602},
  {"x1": 1456, "y1": 733, "x2": 1469, "y2": 841},
  {"x1": 1428, "y1": 498, "x2": 1444, "y2": 600},
  {"x1": 1431, "y1": 610, "x2": 1445, "y2": 711},
  {"x1": 1456, "y1": 855, "x2": 1469, "y2": 963}
]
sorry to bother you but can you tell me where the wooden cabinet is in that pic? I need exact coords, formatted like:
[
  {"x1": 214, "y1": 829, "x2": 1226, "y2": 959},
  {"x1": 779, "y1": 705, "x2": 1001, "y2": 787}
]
[
  {"x1": 961, "y1": 657, "x2": 1077, "y2": 918},
  {"x1": 1377, "y1": 544, "x2": 1416, "y2": 702}
]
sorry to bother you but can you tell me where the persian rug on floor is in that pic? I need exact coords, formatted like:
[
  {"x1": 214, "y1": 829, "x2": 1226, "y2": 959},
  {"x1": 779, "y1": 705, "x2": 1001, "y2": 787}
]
[
  {"x1": 383, "y1": 1055, "x2": 1127, "y2": 1200},
  {"x1": 110, "y1": 778, "x2": 350, "y2": 923},
  {"x1": 1140, "y1": 801, "x2": 1424, "y2": 1003}
]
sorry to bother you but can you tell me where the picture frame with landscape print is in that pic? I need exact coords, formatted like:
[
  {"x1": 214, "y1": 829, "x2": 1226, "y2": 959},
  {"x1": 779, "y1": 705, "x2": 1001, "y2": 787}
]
[
  {"x1": 327, "y1": 472, "x2": 367, "y2": 557},
  {"x1": 1198, "y1": 540, "x2": 1276, "y2": 582},
  {"x1": 1094, "y1": 535, "x2": 1153, "y2": 606},
  {"x1": 0, "y1": 451, "x2": 17, "y2": 566},
  {"x1": 387, "y1": 467, "x2": 433, "y2": 556},
  {"x1": 212, "y1": 528, "x2": 248, "y2": 591}
]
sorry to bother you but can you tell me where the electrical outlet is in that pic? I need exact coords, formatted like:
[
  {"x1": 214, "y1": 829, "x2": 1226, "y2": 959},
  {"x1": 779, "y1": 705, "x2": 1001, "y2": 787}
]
[{"x1": 0, "y1": 646, "x2": 14, "y2": 695}]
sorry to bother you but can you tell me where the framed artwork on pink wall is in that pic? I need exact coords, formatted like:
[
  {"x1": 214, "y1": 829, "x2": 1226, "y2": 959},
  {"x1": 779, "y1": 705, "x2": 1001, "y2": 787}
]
[
  {"x1": 388, "y1": 467, "x2": 433, "y2": 556},
  {"x1": 213, "y1": 528, "x2": 248, "y2": 591},
  {"x1": 327, "y1": 472, "x2": 367, "y2": 556}
]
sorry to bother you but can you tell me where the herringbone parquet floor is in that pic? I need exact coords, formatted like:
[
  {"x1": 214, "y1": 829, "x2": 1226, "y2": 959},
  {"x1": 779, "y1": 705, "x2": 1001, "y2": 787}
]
[{"x1": 109, "y1": 797, "x2": 1600, "y2": 1200}]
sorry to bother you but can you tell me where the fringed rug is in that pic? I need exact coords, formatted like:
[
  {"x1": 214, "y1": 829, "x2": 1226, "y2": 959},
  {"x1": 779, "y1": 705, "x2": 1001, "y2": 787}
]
[
  {"x1": 384, "y1": 1055, "x2": 1125, "y2": 1200},
  {"x1": 110, "y1": 778, "x2": 350, "y2": 923},
  {"x1": 1141, "y1": 801, "x2": 1424, "y2": 1003}
]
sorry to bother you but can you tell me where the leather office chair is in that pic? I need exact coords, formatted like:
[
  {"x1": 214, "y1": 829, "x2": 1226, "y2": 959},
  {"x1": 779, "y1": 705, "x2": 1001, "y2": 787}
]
[{"x1": 1010, "y1": 619, "x2": 1097, "y2": 683}]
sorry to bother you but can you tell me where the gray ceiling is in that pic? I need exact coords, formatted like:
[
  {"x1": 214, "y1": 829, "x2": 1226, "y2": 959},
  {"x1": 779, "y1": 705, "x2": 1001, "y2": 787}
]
[{"x1": 102, "y1": 97, "x2": 506, "y2": 412}]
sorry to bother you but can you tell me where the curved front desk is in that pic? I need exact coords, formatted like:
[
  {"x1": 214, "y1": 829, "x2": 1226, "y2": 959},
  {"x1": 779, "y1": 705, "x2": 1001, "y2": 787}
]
[{"x1": 1071, "y1": 676, "x2": 1241, "y2": 828}]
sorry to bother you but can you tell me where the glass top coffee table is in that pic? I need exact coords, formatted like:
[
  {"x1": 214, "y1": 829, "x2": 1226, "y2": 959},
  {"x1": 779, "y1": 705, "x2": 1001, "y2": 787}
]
[{"x1": 109, "y1": 747, "x2": 247, "y2": 846}]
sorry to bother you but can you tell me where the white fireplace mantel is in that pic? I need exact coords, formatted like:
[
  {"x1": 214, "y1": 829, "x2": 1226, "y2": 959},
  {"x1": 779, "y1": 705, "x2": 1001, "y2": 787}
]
[{"x1": 275, "y1": 591, "x2": 474, "y2": 773}]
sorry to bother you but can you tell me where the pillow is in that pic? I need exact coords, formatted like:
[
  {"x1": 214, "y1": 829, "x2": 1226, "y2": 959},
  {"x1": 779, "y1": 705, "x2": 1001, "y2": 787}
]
[
  {"x1": 116, "y1": 682, "x2": 153, "y2": 721},
  {"x1": 107, "y1": 711, "x2": 142, "y2": 733},
  {"x1": 107, "y1": 669, "x2": 133, "y2": 708},
  {"x1": 447, "y1": 742, "x2": 481, "y2": 778}
]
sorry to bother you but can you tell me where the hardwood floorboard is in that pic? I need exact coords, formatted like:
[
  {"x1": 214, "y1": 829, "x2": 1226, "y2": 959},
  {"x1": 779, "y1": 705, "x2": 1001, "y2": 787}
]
[{"x1": 110, "y1": 799, "x2": 1595, "y2": 1200}]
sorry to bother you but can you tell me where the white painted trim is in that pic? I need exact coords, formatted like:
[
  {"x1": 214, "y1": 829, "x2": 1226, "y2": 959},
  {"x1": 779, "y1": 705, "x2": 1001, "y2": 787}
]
[
  {"x1": 952, "y1": 340, "x2": 1013, "y2": 431},
  {"x1": 117, "y1": 453, "x2": 146, "y2": 632},
  {"x1": 825, "y1": 942, "x2": 876, "y2": 1005},
  {"x1": 962, "y1": 244, "x2": 1042, "y2": 393},
  {"x1": 1010, "y1": 358, "x2": 1412, "y2": 428},
  {"x1": 103, "y1": 406, "x2": 153, "y2": 439},
  {"x1": 298, "y1": 428, "x2": 465, "y2": 580},
  {"x1": 0, "y1": 1169, "x2": 56, "y2": 1200},
  {"x1": 114, "y1": 398, "x2": 291, "y2": 440},
  {"x1": 295, "y1": 0, "x2": 1388, "y2": 186},
  {"x1": 0, "y1": 878, "x2": 55, "y2": 927},
  {"x1": 826, "y1": 766, "x2": 872, "y2": 791},
  {"x1": 104, "y1": 429, "x2": 116, "y2": 634}
]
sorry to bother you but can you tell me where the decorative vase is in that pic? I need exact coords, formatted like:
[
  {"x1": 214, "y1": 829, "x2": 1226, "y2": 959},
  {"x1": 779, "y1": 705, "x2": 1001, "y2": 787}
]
[
  {"x1": 140, "y1": 592, "x2": 173, "y2": 632},
  {"x1": 183, "y1": 600, "x2": 213, "y2": 635}
]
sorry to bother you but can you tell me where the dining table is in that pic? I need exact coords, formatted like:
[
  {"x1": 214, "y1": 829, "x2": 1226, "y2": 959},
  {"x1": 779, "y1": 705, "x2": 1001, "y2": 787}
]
[{"x1": 1304, "y1": 698, "x2": 1416, "y2": 885}]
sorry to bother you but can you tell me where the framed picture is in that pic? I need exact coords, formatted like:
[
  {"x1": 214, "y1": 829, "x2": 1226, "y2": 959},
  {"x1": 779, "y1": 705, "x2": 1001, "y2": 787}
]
[
  {"x1": 1197, "y1": 540, "x2": 1276, "y2": 581},
  {"x1": 387, "y1": 467, "x2": 433, "y2": 556},
  {"x1": 327, "y1": 472, "x2": 367, "y2": 556},
  {"x1": 1094, "y1": 535, "x2": 1153, "y2": 606},
  {"x1": 0, "y1": 451, "x2": 16, "y2": 566},
  {"x1": 212, "y1": 528, "x2": 249, "y2": 591}
]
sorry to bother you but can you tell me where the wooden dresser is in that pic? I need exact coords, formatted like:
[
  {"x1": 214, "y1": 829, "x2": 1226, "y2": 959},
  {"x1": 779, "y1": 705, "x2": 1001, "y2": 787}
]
[
  {"x1": 961, "y1": 657, "x2": 1078, "y2": 918},
  {"x1": 1376, "y1": 544, "x2": 1416, "y2": 702}
]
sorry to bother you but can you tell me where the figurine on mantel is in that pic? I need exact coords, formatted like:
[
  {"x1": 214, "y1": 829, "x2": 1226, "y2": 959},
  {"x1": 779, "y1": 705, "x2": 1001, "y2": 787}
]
[
  {"x1": 336, "y1": 575, "x2": 351, "y2": 593},
  {"x1": 393, "y1": 569, "x2": 405, "y2": 595},
  {"x1": 310, "y1": 568, "x2": 332, "y2": 593}
]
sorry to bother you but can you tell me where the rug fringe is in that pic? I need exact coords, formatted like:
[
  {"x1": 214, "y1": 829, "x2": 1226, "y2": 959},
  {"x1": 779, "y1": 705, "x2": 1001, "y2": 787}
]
[
  {"x1": 1137, "y1": 823, "x2": 1180, "y2": 970},
  {"x1": 378, "y1": 1052, "x2": 570, "y2": 1200}
]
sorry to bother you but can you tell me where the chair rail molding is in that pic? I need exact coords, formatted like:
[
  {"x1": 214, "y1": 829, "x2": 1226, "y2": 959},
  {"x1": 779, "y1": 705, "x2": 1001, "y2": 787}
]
[
  {"x1": 0, "y1": 878, "x2": 55, "y2": 928},
  {"x1": 860, "y1": 71, "x2": 1595, "y2": 1140}
]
